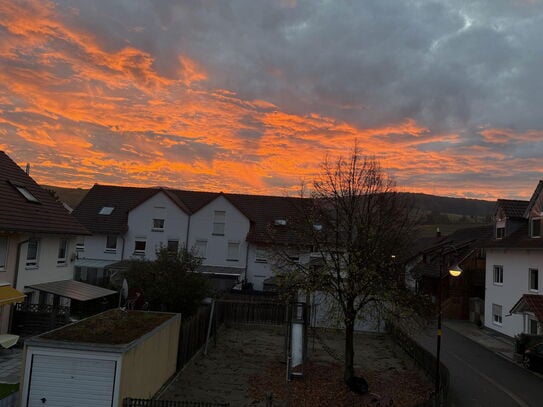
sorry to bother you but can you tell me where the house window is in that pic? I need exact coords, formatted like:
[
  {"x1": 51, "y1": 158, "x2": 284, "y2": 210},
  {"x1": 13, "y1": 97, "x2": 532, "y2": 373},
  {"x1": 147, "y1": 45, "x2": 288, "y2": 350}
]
[
  {"x1": 105, "y1": 235, "x2": 117, "y2": 252},
  {"x1": 227, "y1": 241, "x2": 240, "y2": 261},
  {"x1": 255, "y1": 248, "x2": 268, "y2": 263},
  {"x1": 26, "y1": 238, "x2": 40, "y2": 267},
  {"x1": 75, "y1": 242, "x2": 84, "y2": 252},
  {"x1": 529, "y1": 268, "x2": 539, "y2": 291},
  {"x1": 0, "y1": 236, "x2": 7, "y2": 271},
  {"x1": 289, "y1": 255, "x2": 300, "y2": 264},
  {"x1": 492, "y1": 304, "x2": 503, "y2": 325},
  {"x1": 14, "y1": 185, "x2": 40, "y2": 203},
  {"x1": 57, "y1": 239, "x2": 68, "y2": 265},
  {"x1": 195, "y1": 239, "x2": 207, "y2": 258},
  {"x1": 167, "y1": 240, "x2": 179, "y2": 254},
  {"x1": 134, "y1": 239, "x2": 146, "y2": 255},
  {"x1": 532, "y1": 218, "x2": 541, "y2": 238},
  {"x1": 529, "y1": 318, "x2": 539, "y2": 334},
  {"x1": 496, "y1": 227, "x2": 505, "y2": 239},
  {"x1": 213, "y1": 211, "x2": 226, "y2": 235},
  {"x1": 98, "y1": 206, "x2": 115, "y2": 215},
  {"x1": 493, "y1": 265, "x2": 503, "y2": 285},
  {"x1": 153, "y1": 219, "x2": 165, "y2": 231}
]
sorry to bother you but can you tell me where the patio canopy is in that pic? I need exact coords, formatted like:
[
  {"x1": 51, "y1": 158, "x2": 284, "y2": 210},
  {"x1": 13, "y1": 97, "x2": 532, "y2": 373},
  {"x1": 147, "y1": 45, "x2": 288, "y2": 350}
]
[
  {"x1": 510, "y1": 294, "x2": 543, "y2": 322},
  {"x1": 0, "y1": 284, "x2": 25, "y2": 306},
  {"x1": 26, "y1": 280, "x2": 117, "y2": 302}
]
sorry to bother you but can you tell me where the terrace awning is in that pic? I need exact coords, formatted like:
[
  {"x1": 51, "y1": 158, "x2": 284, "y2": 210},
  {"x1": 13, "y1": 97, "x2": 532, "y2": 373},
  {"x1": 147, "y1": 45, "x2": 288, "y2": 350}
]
[
  {"x1": 0, "y1": 284, "x2": 25, "y2": 306},
  {"x1": 26, "y1": 280, "x2": 117, "y2": 302}
]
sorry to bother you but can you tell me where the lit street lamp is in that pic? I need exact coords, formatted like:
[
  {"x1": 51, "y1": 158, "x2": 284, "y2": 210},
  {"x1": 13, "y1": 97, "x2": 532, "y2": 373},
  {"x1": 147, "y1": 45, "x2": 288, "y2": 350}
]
[{"x1": 435, "y1": 249, "x2": 463, "y2": 406}]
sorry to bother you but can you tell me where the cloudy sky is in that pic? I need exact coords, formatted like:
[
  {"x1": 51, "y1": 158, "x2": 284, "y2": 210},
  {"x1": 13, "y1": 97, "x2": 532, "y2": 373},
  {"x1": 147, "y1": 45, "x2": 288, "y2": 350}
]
[{"x1": 1, "y1": 0, "x2": 543, "y2": 200}]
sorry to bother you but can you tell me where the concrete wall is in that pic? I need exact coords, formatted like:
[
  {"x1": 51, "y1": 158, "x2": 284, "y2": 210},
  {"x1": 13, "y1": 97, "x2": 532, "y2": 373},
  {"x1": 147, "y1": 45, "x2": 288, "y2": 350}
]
[
  {"x1": 485, "y1": 248, "x2": 543, "y2": 337},
  {"x1": 119, "y1": 315, "x2": 180, "y2": 400},
  {"x1": 126, "y1": 192, "x2": 189, "y2": 261}
]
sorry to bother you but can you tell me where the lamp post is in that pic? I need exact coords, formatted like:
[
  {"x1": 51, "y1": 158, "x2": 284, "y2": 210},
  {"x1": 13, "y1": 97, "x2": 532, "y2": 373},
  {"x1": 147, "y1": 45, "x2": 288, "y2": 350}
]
[{"x1": 435, "y1": 249, "x2": 463, "y2": 406}]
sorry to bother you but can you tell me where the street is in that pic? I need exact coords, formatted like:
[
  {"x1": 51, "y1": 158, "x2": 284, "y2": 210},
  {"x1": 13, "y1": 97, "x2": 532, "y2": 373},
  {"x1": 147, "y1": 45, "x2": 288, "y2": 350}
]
[{"x1": 414, "y1": 326, "x2": 543, "y2": 407}]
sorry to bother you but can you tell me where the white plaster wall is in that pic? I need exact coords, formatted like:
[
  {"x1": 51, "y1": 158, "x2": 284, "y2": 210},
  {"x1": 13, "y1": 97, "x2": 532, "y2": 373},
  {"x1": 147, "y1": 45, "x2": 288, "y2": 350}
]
[
  {"x1": 16, "y1": 235, "x2": 78, "y2": 291},
  {"x1": 126, "y1": 192, "x2": 189, "y2": 261},
  {"x1": 188, "y1": 196, "x2": 249, "y2": 271},
  {"x1": 485, "y1": 248, "x2": 543, "y2": 337},
  {"x1": 246, "y1": 245, "x2": 273, "y2": 290},
  {"x1": 80, "y1": 235, "x2": 123, "y2": 261}
]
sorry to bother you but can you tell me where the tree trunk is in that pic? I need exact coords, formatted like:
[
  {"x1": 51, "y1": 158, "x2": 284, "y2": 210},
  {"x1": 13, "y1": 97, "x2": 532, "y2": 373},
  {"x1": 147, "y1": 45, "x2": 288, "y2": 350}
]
[{"x1": 343, "y1": 314, "x2": 355, "y2": 383}]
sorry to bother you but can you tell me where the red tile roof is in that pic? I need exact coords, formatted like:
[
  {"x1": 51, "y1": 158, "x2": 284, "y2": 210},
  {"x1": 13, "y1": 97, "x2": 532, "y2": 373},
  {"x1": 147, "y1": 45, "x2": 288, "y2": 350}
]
[
  {"x1": 0, "y1": 151, "x2": 89, "y2": 235},
  {"x1": 511, "y1": 294, "x2": 543, "y2": 322}
]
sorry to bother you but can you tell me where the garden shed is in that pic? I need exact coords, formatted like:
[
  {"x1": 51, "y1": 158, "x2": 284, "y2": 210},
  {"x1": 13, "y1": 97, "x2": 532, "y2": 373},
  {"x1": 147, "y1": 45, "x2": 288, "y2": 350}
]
[{"x1": 20, "y1": 309, "x2": 180, "y2": 407}]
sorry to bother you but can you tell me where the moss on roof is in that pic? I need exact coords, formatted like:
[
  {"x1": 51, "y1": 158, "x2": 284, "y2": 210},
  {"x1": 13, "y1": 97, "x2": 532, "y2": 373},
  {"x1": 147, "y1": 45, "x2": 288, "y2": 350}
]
[{"x1": 41, "y1": 309, "x2": 174, "y2": 345}]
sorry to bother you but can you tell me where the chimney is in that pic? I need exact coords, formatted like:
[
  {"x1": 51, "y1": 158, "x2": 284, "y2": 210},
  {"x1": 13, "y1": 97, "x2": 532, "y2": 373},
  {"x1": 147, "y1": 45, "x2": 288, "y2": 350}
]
[
  {"x1": 436, "y1": 227, "x2": 441, "y2": 238},
  {"x1": 25, "y1": 163, "x2": 31, "y2": 175}
]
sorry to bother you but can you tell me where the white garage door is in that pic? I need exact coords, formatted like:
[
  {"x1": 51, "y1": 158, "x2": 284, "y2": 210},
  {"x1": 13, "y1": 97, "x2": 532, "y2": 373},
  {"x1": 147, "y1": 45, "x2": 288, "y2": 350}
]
[{"x1": 27, "y1": 354, "x2": 116, "y2": 407}]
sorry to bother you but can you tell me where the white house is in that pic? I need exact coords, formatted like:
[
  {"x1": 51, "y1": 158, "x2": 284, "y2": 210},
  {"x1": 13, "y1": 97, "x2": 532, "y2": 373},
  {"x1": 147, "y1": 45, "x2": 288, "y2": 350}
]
[
  {"x1": 73, "y1": 185, "x2": 303, "y2": 291},
  {"x1": 0, "y1": 151, "x2": 89, "y2": 334},
  {"x1": 485, "y1": 189, "x2": 543, "y2": 337}
]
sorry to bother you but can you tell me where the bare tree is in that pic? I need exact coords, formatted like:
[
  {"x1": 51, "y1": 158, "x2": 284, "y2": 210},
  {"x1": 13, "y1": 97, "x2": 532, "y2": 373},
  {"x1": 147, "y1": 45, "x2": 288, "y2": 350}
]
[{"x1": 273, "y1": 144, "x2": 422, "y2": 386}]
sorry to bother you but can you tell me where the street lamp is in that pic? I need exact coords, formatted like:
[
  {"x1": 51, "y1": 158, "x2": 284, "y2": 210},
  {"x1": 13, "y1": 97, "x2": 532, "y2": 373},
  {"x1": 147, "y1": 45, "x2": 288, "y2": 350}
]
[{"x1": 435, "y1": 250, "x2": 463, "y2": 406}]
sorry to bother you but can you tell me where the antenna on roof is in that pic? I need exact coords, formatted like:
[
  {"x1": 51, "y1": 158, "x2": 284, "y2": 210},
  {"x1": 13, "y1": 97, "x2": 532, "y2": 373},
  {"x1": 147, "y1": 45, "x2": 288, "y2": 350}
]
[{"x1": 25, "y1": 163, "x2": 31, "y2": 175}]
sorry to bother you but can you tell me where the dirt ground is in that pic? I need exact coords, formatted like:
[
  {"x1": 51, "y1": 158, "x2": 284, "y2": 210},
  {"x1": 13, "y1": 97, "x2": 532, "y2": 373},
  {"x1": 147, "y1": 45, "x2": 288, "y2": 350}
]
[{"x1": 159, "y1": 324, "x2": 432, "y2": 406}]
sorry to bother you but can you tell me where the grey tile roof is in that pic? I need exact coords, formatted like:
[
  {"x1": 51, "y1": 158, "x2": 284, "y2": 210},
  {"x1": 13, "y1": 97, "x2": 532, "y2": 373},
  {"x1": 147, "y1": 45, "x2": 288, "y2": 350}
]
[
  {"x1": 0, "y1": 151, "x2": 89, "y2": 235},
  {"x1": 496, "y1": 199, "x2": 529, "y2": 219}
]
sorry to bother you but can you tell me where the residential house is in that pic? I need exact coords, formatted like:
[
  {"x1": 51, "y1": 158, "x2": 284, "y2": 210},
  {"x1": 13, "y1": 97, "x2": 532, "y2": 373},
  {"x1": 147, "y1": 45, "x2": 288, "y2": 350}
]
[
  {"x1": 484, "y1": 189, "x2": 543, "y2": 337},
  {"x1": 72, "y1": 185, "x2": 302, "y2": 291},
  {"x1": 406, "y1": 225, "x2": 492, "y2": 320},
  {"x1": 0, "y1": 151, "x2": 90, "y2": 334}
]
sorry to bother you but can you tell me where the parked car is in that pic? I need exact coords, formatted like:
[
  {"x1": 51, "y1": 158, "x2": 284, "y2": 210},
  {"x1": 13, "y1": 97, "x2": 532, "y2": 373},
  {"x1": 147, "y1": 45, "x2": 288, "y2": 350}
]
[{"x1": 523, "y1": 343, "x2": 543, "y2": 372}]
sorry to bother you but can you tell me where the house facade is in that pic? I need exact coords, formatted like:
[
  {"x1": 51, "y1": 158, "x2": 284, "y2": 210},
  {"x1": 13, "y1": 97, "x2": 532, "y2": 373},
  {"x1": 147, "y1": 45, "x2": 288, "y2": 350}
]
[
  {"x1": 485, "y1": 192, "x2": 543, "y2": 337},
  {"x1": 73, "y1": 185, "x2": 302, "y2": 291},
  {"x1": 0, "y1": 151, "x2": 89, "y2": 334}
]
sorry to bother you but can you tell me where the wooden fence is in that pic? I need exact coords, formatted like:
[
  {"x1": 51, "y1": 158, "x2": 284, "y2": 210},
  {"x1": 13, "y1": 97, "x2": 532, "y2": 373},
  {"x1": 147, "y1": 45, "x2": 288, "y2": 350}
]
[{"x1": 123, "y1": 398, "x2": 229, "y2": 407}]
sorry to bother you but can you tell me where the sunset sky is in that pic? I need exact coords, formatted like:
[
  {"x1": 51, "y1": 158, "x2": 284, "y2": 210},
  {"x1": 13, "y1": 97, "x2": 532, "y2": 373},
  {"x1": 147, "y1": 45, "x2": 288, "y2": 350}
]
[{"x1": 1, "y1": 1, "x2": 543, "y2": 200}]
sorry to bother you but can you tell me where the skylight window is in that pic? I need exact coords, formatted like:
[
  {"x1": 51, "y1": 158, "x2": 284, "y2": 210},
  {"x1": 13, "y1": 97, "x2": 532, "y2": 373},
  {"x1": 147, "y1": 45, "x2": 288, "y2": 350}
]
[
  {"x1": 274, "y1": 219, "x2": 287, "y2": 226},
  {"x1": 99, "y1": 206, "x2": 115, "y2": 215},
  {"x1": 15, "y1": 185, "x2": 40, "y2": 203}
]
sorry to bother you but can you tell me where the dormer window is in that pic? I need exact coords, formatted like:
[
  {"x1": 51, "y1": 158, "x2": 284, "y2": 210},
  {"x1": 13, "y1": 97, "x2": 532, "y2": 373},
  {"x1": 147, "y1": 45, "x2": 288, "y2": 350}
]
[
  {"x1": 14, "y1": 185, "x2": 40, "y2": 203},
  {"x1": 496, "y1": 227, "x2": 505, "y2": 239},
  {"x1": 531, "y1": 218, "x2": 541, "y2": 238},
  {"x1": 313, "y1": 224, "x2": 323, "y2": 231},
  {"x1": 99, "y1": 206, "x2": 115, "y2": 215},
  {"x1": 274, "y1": 219, "x2": 287, "y2": 226}
]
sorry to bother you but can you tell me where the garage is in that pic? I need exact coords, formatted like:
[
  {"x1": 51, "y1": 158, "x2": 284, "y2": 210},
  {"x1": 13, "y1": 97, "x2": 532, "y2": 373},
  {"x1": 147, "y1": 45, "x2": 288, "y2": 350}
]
[
  {"x1": 21, "y1": 309, "x2": 180, "y2": 407},
  {"x1": 27, "y1": 352, "x2": 119, "y2": 407}
]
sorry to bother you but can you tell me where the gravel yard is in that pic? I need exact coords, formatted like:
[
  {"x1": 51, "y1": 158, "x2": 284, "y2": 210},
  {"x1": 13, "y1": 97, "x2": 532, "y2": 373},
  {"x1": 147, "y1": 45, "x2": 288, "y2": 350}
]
[{"x1": 159, "y1": 324, "x2": 432, "y2": 406}]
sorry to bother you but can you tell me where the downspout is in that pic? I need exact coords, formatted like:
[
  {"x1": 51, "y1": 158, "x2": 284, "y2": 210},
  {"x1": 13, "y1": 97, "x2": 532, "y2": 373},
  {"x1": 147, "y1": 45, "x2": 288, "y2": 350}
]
[
  {"x1": 185, "y1": 214, "x2": 192, "y2": 250},
  {"x1": 244, "y1": 241, "x2": 250, "y2": 285},
  {"x1": 9, "y1": 238, "x2": 29, "y2": 332}
]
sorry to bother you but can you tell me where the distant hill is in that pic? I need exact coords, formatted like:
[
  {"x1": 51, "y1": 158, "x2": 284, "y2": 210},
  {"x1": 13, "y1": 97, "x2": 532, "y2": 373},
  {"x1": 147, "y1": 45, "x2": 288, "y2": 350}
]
[
  {"x1": 41, "y1": 185, "x2": 89, "y2": 210},
  {"x1": 42, "y1": 185, "x2": 496, "y2": 219}
]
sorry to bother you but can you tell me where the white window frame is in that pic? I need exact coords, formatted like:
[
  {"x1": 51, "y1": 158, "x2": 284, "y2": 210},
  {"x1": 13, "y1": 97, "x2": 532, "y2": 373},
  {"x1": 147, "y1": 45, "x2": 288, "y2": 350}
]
[
  {"x1": 492, "y1": 304, "x2": 503, "y2": 325},
  {"x1": 493, "y1": 265, "x2": 503, "y2": 285},
  {"x1": 0, "y1": 236, "x2": 8, "y2": 271},
  {"x1": 105, "y1": 235, "x2": 117, "y2": 253},
  {"x1": 255, "y1": 248, "x2": 268, "y2": 263},
  {"x1": 528, "y1": 317, "x2": 539, "y2": 334},
  {"x1": 213, "y1": 211, "x2": 226, "y2": 236},
  {"x1": 134, "y1": 239, "x2": 147, "y2": 255},
  {"x1": 57, "y1": 238, "x2": 68, "y2": 266},
  {"x1": 529, "y1": 268, "x2": 539, "y2": 291},
  {"x1": 167, "y1": 239, "x2": 179, "y2": 254},
  {"x1": 227, "y1": 241, "x2": 240, "y2": 261},
  {"x1": 195, "y1": 239, "x2": 207, "y2": 259},
  {"x1": 26, "y1": 238, "x2": 40, "y2": 268},
  {"x1": 152, "y1": 218, "x2": 165, "y2": 232},
  {"x1": 75, "y1": 242, "x2": 85, "y2": 252}
]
